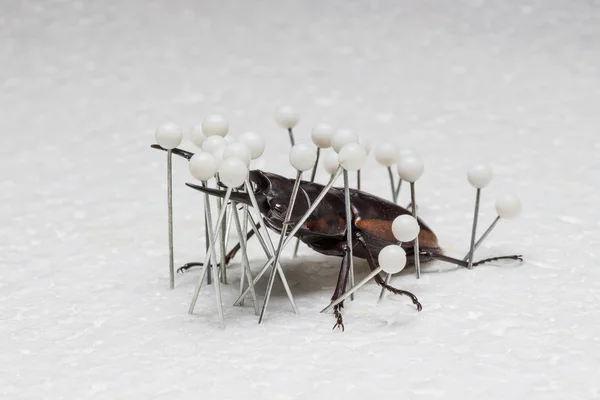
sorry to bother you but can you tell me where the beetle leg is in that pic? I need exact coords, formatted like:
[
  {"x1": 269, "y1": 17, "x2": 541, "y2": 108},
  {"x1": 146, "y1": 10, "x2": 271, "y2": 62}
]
[
  {"x1": 355, "y1": 233, "x2": 423, "y2": 312},
  {"x1": 176, "y1": 227, "x2": 259, "y2": 273},
  {"x1": 330, "y1": 244, "x2": 351, "y2": 331}
]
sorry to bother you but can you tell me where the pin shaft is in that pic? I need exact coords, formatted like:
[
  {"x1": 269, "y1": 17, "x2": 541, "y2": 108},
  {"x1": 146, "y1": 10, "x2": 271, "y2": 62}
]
[
  {"x1": 467, "y1": 189, "x2": 482, "y2": 269},
  {"x1": 291, "y1": 232, "x2": 301, "y2": 258},
  {"x1": 463, "y1": 215, "x2": 500, "y2": 262},
  {"x1": 167, "y1": 150, "x2": 175, "y2": 290},
  {"x1": 377, "y1": 273, "x2": 392, "y2": 302},
  {"x1": 232, "y1": 214, "x2": 279, "y2": 306},
  {"x1": 321, "y1": 267, "x2": 383, "y2": 313},
  {"x1": 394, "y1": 178, "x2": 403, "y2": 201},
  {"x1": 231, "y1": 201, "x2": 259, "y2": 315},
  {"x1": 221, "y1": 203, "x2": 234, "y2": 284},
  {"x1": 343, "y1": 170, "x2": 355, "y2": 301},
  {"x1": 294, "y1": 147, "x2": 321, "y2": 258},
  {"x1": 204, "y1": 200, "x2": 212, "y2": 285},
  {"x1": 410, "y1": 182, "x2": 421, "y2": 278},
  {"x1": 309, "y1": 147, "x2": 320, "y2": 183},
  {"x1": 245, "y1": 178, "x2": 299, "y2": 314},
  {"x1": 387, "y1": 166, "x2": 396, "y2": 202},
  {"x1": 238, "y1": 203, "x2": 249, "y2": 304},
  {"x1": 259, "y1": 170, "x2": 303, "y2": 323},
  {"x1": 217, "y1": 196, "x2": 228, "y2": 284},
  {"x1": 189, "y1": 181, "x2": 213, "y2": 310},
  {"x1": 188, "y1": 186, "x2": 231, "y2": 328}
]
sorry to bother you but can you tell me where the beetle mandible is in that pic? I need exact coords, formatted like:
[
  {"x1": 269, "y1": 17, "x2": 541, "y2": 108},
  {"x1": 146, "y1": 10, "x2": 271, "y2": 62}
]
[{"x1": 152, "y1": 145, "x2": 522, "y2": 329}]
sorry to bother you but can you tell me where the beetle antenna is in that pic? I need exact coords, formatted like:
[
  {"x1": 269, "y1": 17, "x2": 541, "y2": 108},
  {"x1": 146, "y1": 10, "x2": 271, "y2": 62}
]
[
  {"x1": 473, "y1": 255, "x2": 523, "y2": 266},
  {"x1": 430, "y1": 253, "x2": 523, "y2": 267}
]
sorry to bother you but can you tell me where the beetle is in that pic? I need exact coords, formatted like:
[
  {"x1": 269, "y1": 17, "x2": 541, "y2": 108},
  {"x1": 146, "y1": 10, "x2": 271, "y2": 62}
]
[{"x1": 152, "y1": 145, "x2": 522, "y2": 329}]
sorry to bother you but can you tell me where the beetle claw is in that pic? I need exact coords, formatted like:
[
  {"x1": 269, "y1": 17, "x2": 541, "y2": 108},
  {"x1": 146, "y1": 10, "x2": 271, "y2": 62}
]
[
  {"x1": 332, "y1": 304, "x2": 345, "y2": 332},
  {"x1": 177, "y1": 262, "x2": 205, "y2": 273},
  {"x1": 332, "y1": 322, "x2": 345, "y2": 332},
  {"x1": 376, "y1": 277, "x2": 423, "y2": 312},
  {"x1": 415, "y1": 300, "x2": 423, "y2": 312},
  {"x1": 177, "y1": 261, "x2": 226, "y2": 274}
]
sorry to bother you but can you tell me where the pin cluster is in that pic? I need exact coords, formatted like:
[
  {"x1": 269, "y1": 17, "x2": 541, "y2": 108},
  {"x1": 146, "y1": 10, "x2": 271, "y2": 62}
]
[{"x1": 152, "y1": 106, "x2": 522, "y2": 328}]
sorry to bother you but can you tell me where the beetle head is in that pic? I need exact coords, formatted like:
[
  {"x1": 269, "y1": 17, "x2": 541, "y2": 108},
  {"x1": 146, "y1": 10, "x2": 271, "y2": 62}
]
[
  {"x1": 250, "y1": 171, "x2": 312, "y2": 230},
  {"x1": 185, "y1": 170, "x2": 269, "y2": 210},
  {"x1": 186, "y1": 170, "x2": 311, "y2": 232}
]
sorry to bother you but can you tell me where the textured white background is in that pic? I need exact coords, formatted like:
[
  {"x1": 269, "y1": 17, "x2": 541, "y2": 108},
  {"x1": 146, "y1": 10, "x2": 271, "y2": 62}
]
[{"x1": 1, "y1": 0, "x2": 599, "y2": 398}]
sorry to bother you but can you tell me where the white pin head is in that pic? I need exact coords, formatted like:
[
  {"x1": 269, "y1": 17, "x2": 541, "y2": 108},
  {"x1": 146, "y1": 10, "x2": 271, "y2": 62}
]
[
  {"x1": 189, "y1": 152, "x2": 218, "y2": 182},
  {"x1": 223, "y1": 142, "x2": 251, "y2": 167},
  {"x1": 378, "y1": 245, "x2": 407, "y2": 274},
  {"x1": 397, "y1": 155, "x2": 424, "y2": 182},
  {"x1": 467, "y1": 163, "x2": 493, "y2": 189},
  {"x1": 189, "y1": 124, "x2": 206, "y2": 148},
  {"x1": 218, "y1": 157, "x2": 248, "y2": 188},
  {"x1": 275, "y1": 105, "x2": 300, "y2": 129},
  {"x1": 155, "y1": 122, "x2": 182, "y2": 150},
  {"x1": 338, "y1": 143, "x2": 367, "y2": 171},
  {"x1": 323, "y1": 150, "x2": 340, "y2": 175},
  {"x1": 201, "y1": 135, "x2": 226, "y2": 155},
  {"x1": 392, "y1": 214, "x2": 420, "y2": 242},
  {"x1": 331, "y1": 129, "x2": 359, "y2": 153},
  {"x1": 238, "y1": 131, "x2": 265, "y2": 160},
  {"x1": 289, "y1": 143, "x2": 318, "y2": 172},
  {"x1": 495, "y1": 194, "x2": 522, "y2": 219},
  {"x1": 374, "y1": 143, "x2": 399, "y2": 167},
  {"x1": 311, "y1": 122, "x2": 334, "y2": 149},
  {"x1": 202, "y1": 114, "x2": 229, "y2": 137},
  {"x1": 358, "y1": 136, "x2": 372, "y2": 155}
]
